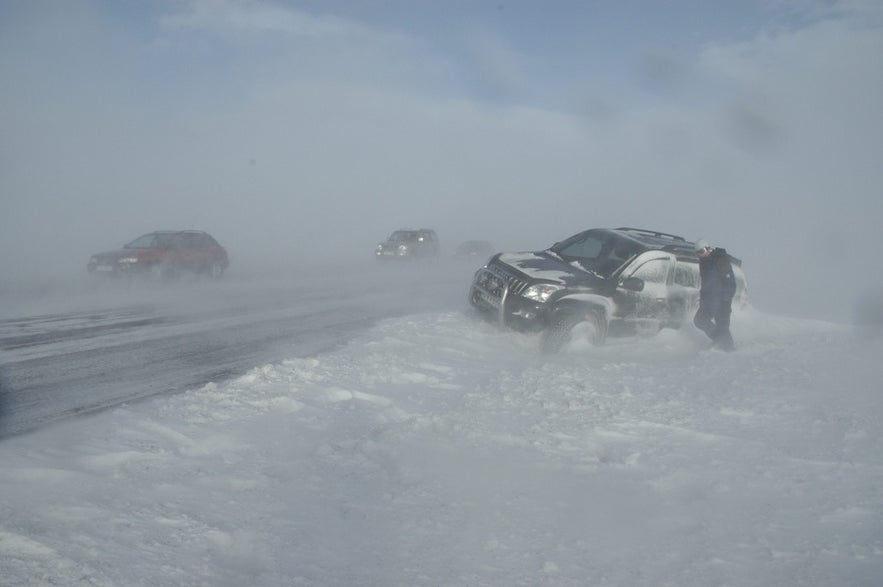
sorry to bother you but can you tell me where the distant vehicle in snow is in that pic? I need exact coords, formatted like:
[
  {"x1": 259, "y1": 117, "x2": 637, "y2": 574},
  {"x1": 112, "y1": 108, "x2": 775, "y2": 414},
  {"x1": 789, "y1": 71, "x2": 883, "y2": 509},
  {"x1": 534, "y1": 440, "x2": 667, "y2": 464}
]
[
  {"x1": 87, "y1": 230, "x2": 229, "y2": 280},
  {"x1": 468, "y1": 227, "x2": 748, "y2": 353},
  {"x1": 375, "y1": 229, "x2": 440, "y2": 261},
  {"x1": 453, "y1": 240, "x2": 494, "y2": 260}
]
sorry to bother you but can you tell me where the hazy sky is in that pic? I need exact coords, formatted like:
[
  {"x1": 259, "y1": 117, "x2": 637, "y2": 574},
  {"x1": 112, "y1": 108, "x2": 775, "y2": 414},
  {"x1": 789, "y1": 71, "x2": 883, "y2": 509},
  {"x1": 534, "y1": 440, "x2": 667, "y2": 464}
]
[{"x1": 2, "y1": 0, "x2": 882, "y2": 320}]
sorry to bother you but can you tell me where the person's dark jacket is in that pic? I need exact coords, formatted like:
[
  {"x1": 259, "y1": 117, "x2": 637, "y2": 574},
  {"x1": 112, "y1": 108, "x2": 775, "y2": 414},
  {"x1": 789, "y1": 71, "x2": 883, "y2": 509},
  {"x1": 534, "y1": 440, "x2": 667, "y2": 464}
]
[{"x1": 699, "y1": 247, "x2": 737, "y2": 306}]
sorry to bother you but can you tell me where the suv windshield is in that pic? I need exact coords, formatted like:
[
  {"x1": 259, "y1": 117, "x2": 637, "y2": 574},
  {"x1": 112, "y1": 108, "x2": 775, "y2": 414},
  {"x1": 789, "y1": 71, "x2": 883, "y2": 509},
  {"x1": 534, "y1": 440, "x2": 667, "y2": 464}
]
[{"x1": 550, "y1": 232, "x2": 640, "y2": 278}]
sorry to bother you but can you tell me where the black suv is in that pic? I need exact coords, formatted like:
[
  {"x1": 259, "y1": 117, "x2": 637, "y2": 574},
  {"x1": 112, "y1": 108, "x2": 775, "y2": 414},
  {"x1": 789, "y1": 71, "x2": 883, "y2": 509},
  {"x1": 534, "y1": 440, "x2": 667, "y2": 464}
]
[
  {"x1": 375, "y1": 229, "x2": 440, "y2": 261},
  {"x1": 468, "y1": 227, "x2": 747, "y2": 352}
]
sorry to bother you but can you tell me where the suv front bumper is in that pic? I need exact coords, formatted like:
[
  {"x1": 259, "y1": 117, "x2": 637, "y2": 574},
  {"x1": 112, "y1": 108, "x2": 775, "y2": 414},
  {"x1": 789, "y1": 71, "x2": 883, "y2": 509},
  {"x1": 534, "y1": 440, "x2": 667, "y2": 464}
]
[{"x1": 469, "y1": 266, "x2": 549, "y2": 331}]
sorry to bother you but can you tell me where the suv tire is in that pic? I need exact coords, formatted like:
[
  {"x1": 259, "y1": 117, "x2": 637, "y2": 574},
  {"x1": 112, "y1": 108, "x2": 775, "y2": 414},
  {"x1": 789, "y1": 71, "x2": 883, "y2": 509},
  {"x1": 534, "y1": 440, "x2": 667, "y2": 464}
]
[
  {"x1": 541, "y1": 310, "x2": 606, "y2": 354},
  {"x1": 150, "y1": 263, "x2": 169, "y2": 281}
]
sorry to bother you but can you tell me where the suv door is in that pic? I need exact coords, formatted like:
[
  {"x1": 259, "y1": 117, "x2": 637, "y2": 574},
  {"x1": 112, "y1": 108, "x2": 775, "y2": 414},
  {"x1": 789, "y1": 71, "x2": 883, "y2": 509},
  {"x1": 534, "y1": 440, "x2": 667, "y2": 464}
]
[
  {"x1": 615, "y1": 253, "x2": 675, "y2": 333},
  {"x1": 172, "y1": 233, "x2": 203, "y2": 271},
  {"x1": 669, "y1": 259, "x2": 700, "y2": 327}
]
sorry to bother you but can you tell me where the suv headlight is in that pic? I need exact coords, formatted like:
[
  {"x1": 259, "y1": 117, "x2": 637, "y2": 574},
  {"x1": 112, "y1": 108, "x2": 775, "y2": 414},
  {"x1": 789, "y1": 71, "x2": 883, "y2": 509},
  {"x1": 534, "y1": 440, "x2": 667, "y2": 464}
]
[
  {"x1": 397, "y1": 244, "x2": 408, "y2": 253},
  {"x1": 522, "y1": 283, "x2": 562, "y2": 303}
]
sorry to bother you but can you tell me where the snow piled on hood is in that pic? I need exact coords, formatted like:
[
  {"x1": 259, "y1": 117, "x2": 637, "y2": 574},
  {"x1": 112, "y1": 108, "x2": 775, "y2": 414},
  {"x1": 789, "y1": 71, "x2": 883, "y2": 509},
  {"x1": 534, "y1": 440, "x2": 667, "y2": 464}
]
[{"x1": 1, "y1": 306, "x2": 882, "y2": 586}]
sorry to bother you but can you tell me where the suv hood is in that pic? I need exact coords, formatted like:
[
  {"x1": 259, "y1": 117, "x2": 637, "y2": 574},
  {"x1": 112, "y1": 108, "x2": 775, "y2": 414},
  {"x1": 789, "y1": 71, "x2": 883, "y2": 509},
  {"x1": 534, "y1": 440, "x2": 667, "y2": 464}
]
[{"x1": 496, "y1": 251, "x2": 605, "y2": 287}]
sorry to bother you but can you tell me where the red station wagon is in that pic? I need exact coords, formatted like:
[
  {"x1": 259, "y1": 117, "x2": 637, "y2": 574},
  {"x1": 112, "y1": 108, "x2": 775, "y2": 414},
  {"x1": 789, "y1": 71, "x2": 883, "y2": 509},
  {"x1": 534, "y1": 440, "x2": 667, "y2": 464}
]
[{"x1": 87, "y1": 230, "x2": 230, "y2": 280}]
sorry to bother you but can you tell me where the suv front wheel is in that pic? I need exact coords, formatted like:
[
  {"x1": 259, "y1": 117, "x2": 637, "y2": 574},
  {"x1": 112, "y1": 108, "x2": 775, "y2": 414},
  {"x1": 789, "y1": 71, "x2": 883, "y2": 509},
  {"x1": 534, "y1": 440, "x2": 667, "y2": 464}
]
[
  {"x1": 149, "y1": 262, "x2": 171, "y2": 281},
  {"x1": 541, "y1": 309, "x2": 607, "y2": 354}
]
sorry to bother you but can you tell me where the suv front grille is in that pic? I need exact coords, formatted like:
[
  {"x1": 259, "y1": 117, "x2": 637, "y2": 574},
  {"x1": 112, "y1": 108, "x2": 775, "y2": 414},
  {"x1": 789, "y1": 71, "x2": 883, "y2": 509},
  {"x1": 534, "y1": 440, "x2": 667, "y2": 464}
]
[
  {"x1": 496, "y1": 266, "x2": 529, "y2": 296},
  {"x1": 473, "y1": 263, "x2": 530, "y2": 307}
]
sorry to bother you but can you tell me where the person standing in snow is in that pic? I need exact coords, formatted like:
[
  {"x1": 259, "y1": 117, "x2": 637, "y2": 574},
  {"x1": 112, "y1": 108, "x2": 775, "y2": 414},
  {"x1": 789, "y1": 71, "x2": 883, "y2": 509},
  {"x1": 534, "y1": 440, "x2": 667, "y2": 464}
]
[{"x1": 693, "y1": 238, "x2": 737, "y2": 350}]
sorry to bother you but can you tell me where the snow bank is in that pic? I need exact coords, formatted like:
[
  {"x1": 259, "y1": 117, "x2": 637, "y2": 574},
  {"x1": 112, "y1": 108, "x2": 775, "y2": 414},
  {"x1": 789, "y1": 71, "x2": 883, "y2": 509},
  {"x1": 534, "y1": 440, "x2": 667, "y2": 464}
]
[{"x1": 1, "y1": 307, "x2": 881, "y2": 586}]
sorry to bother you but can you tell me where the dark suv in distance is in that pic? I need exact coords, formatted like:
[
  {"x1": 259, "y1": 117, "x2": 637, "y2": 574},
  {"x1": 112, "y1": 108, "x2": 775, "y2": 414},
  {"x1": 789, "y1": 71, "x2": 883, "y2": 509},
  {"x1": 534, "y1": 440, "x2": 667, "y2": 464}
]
[
  {"x1": 87, "y1": 230, "x2": 230, "y2": 280},
  {"x1": 375, "y1": 229, "x2": 440, "y2": 261},
  {"x1": 468, "y1": 227, "x2": 747, "y2": 352}
]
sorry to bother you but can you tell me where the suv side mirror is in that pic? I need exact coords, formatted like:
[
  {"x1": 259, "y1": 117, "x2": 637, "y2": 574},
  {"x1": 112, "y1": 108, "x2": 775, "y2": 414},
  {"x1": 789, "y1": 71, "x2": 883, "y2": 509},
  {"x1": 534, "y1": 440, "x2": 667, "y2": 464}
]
[{"x1": 619, "y1": 276, "x2": 644, "y2": 292}]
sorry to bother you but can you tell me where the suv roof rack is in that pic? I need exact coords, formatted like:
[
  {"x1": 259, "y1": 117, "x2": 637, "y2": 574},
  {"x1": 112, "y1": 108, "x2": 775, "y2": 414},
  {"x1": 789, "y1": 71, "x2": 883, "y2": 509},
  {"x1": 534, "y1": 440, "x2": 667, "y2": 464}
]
[
  {"x1": 662, "y1": 244, "x2": 698, "y2": 255},
  {"x1": 615, "y1": 227, "x2": 687, "y2": 242}
]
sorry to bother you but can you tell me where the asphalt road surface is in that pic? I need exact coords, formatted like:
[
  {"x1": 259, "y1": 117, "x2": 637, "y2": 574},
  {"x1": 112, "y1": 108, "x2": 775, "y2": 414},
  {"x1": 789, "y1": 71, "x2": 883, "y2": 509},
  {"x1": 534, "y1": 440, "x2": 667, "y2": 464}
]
[{"x1": 0, "y1": 260, "x2": 478, "y2": 437}]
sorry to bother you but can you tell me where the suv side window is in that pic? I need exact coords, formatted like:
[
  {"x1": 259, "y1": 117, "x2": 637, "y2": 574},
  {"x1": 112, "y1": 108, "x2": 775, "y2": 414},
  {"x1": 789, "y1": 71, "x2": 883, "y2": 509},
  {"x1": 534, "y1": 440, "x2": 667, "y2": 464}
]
[
  {"x1": 155, "y1": 233, "x2": 176, "y2": 248},
  {"x1": 179, "y1": 233, "x2": 200, "y2": 249},
  {"x1": 189, "y1": 233, "x2": 209, "y2": 248},
  {"x1": 628, "y1": 257, "x2": 671, "y2": 284},
  {"x1": 674, "y1": 261, "x2": 698, "y2": 288},
  {"x1": 168, "y1": 234, "x2": 186, "y2": 249}
]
